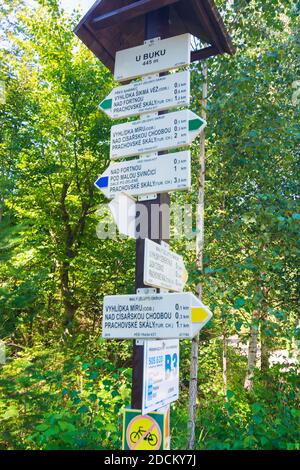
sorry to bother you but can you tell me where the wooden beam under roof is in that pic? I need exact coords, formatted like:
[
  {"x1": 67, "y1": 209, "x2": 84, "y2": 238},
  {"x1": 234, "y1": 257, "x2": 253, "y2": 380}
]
[
  {"x1": 91, "y1": 0, "x2": 181, "y2": 31},
  {"x1": 191, "y1": 45, "x2": 220, "y2": 62}
]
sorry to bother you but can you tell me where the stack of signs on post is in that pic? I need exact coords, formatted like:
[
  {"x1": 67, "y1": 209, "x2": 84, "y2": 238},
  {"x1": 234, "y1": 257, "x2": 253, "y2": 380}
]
[
  {"x1": 96, "y1": 33, "x2": 213, "y2": 442},
  {"x1": 95, "y1": 33, "x2": 206, "y2": 203}
]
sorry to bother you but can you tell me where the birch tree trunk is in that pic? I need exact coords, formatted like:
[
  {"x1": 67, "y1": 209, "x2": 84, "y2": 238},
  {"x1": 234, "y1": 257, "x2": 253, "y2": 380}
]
[
  {"x1": 223, "y1": 329, "x2": 228, "y2": 401},
  {"x1": 260, "y1": 321, "x2": 270, "y2": 373},
  {"x1": 260, "y1": 286, "x2": 270, "y2": 375},
  {"x1": 187, "y1": 61, "x2": 207, "y2": 450},
  {"x1": 244, "y1": 311, "x2": 259, "y2": 391}
]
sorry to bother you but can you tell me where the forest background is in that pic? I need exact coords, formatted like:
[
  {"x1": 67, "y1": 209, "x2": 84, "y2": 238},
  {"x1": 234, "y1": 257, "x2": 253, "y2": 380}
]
[{"x1": 0, "y1": 0, "x2": 299, "y2": 450}]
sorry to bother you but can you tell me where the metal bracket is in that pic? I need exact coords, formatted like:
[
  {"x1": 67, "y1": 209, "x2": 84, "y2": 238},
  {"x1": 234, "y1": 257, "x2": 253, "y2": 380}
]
[
  {"x1": 138, "y1": 193, "x2": 158, "y2": 202},
  {"x1": 136, "y1": 288, "x2": 157, "y2": 295},
  {"x1": 135, "y1": 340, "x2": 144, "y2": 346},
  {"x1": 140, "y1": 153, "x2": 158, "y2": 158},
  {"x1": 145, "y1": 74, "x2": 159, "y2": 80},
  {"x1": 140, "y1": 112, "x2": 158, "y2": 120},
  {"x1": 144, "y1": 37, "x2": 161, "y2": 45}
]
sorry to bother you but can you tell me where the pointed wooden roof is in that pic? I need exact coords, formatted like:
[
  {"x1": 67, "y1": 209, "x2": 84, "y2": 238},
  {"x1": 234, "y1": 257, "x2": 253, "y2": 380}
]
[{"x1": 74, "y1": 0, "x2": 235, "y2": 72}]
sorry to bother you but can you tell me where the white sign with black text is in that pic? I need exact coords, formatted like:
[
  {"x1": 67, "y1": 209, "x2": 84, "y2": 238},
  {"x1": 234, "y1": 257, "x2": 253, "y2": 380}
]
[
  {"x1": 144, "y1": 239, "x2": 188, "y2": 292},
  {"x1": 95, "y1": 151, "x2": 191, "y2": 199},
  {"x1": 102, "y1": 292, "x2": 213, "y2": 339},
  {"x1": 142, "y1": 339, "x2": 179, "y2": 415},
  {"x1": 114, "y1": 34, "x2": 191, "y2": 82},
  {"x1": 110, "y1": 109, "x2": 206, "y2": 160},
  {"x1": 100, "y1": 71, "x2": 190, "y2": 119}
]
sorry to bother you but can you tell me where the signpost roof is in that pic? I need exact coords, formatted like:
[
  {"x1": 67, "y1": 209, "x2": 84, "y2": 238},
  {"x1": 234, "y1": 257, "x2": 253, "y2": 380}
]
[{"x1": 74, "y1": 0, "x2": 235, "y2": 73}]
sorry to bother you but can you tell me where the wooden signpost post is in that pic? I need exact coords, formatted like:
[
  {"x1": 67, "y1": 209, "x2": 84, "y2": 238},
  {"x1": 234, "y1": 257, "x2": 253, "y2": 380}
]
[{"x1": 75, "y1": 0, "x2": 234, "y2": 451}]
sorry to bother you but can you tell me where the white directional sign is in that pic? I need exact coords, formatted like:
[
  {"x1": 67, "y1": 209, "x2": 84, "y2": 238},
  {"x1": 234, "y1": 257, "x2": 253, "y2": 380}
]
[
  {"x1": 142, "y1": 339, "x2": 179, "y2": 415},
  {"x1": 144, "y1": 239, "x2": 188, "y2": 292},
  {"x1": 95, "y1": 151, "x2": 191, "y2": 199},
  {"x1": 110, "y1": 110, "x2": 206, "y2": 160},
  {"x1": 108, "y1": 192, "x2": 136, "y2": 239},
  {"x1": 100, "y1": 71, "x2": 190, "y2": 119},
  {"x1": 114, "y1": 34, "x2": 191, "y2": 82},
  {"x1": 102, "y1": 292, "x2": 213, "y2": 339}
]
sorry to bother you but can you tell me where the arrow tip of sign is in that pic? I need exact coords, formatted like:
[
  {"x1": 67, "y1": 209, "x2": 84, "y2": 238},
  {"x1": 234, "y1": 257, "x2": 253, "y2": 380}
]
[
  {"x1": 183, "y1": 269, "x2": 189, "y2": 284},
  {"x1": 95, "y1": 176, "x2": 109, "y2": 189},
  {"x1": 99, "y1": 98, "x2": 112, "y2": 111},
  {"x1": 189, "y1": 118, "x2": 207, "y2": 132},
  {"x1": 191, "y1": 306, "x2": 212, "y2": 324}
]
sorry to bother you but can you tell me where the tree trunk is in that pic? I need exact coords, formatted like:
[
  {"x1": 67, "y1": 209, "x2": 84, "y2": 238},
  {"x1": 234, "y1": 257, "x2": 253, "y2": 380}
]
[
  {"x1": 58, "y1": 182, "x2": 91, "y2": 329},
  {"x1": 0, "y1": 196, "x2": 4, "y2": 223},
  {"x1": 188, "y1": 333, "x2": 200, "y2": 449},
  {"x1": 260, "y1": 286, "x2": 270, "y2": 374},
  {"x1": 61, "y1": 260, "x2": 77, "y2": 329},
  {"x1": 223, "y1": 331, "x2": 228, "y2": 401},
  {"x1": 244, "y1": 312, "x2": 259, "y2": 391},
  {"x1": 260, "y1": 322, "x2": 270, "y2": 373},
  {"x1": 187, "y1": 61, "x2": 207, "y2": 450}
]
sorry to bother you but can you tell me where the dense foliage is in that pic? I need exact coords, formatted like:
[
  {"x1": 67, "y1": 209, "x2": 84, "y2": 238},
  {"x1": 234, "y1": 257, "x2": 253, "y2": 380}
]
[{"x1": 0, "y1": 0, "x2": 299, "y2": 450}]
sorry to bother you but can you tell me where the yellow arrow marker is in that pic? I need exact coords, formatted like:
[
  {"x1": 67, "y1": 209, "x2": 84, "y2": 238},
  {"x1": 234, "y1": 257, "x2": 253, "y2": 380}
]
[
  {"x1": 192, "y1": 307, "x2": 209, "y2": 323},
  {"x1": 182, "y1": 268, "x2": 189, "y2": 285}
]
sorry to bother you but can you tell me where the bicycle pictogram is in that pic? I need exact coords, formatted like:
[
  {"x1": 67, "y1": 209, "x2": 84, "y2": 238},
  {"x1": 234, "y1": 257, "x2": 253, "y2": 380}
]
[
  {"x1": 130, "y1": 426, "x2": 158, "y2": 446},
  {"x1": 125, "y1": 413, "x2": 162, "y2": 450}
]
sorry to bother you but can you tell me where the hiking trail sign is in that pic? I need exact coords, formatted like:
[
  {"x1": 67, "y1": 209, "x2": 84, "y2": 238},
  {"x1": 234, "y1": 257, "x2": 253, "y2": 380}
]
[
  {"x1": 74, "y1": 0, "x2": 234, "y2": 454},
  {"x1": 110, "y1": 109, "x2": 207, "y2": 160},
  {"x1": 114, "y1": 33, "x2": 191, "y2": 82},
  {"x1": 102, "y1": 292, "x2": 213, "y2": 339},
  {"x1": 142, "y1": 339, "x2": 179, "y2": 415},
  {"x1": 100, "y1": 70, "x2": 190, "y2": 119},
  {"x1": 144, "y1": 238, "x2": 188, "y2": 292},
  {"x1": 95, "y1": 151, "x2": 191, "y2": 199}
]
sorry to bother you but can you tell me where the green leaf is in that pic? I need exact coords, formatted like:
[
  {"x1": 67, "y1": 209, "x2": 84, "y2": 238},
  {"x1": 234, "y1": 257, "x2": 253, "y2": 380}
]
[
  {"x1": 89, "y1": 394, "x2": 98, "y2": 403},
  {"x1": 253, "y1": 415, "x2": 263, "y2": 425},
  {"x1": 36, "y1": 423, "x2": 49, "y2": 432},
  {"x1": 233, "y1": 298, "x2": 246, "y2": 309},
  {"x1": 78, "y1": 405, "x2": 89, "y2": 414},
  {"x1": 2, "y1": 408, "x2": 19, "y2": 420}
]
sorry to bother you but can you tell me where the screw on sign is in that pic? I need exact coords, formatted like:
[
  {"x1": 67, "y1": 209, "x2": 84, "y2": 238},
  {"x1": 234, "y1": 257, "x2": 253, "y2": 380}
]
[{"x1": 124, "y1": 414, "x2": 163, "y2": 451}]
